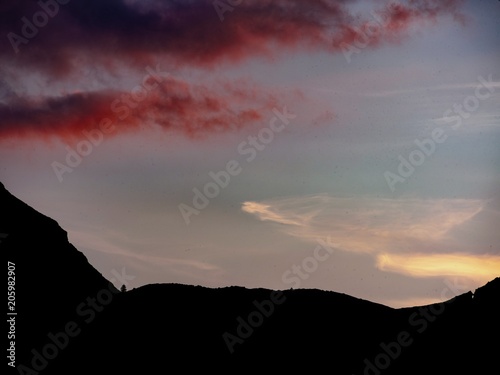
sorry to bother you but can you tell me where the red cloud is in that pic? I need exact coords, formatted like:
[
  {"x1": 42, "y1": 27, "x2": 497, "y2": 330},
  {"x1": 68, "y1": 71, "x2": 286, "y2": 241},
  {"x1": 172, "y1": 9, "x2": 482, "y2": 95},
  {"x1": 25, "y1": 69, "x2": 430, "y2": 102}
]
[
  {"x1": 332, "y1": 1, "x2": 466, "y2": 50},
  {"x1": 0, "y1": 78, "x2": 282, "y2": 141}
]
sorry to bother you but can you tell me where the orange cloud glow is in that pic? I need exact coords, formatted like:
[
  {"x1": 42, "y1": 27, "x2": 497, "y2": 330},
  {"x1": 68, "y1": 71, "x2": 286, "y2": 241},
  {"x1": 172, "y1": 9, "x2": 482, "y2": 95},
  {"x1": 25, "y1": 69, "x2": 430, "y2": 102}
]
[{"x1": 376, "y1": 253, "x2": 500, "y2": 283}]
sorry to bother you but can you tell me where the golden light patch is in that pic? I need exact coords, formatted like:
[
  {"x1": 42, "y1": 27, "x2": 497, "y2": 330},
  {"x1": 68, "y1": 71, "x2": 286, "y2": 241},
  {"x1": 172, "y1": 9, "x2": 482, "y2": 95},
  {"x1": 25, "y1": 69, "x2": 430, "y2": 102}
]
[{"x1": 376, "y1": 253, "x2": 500, "y2": 283}]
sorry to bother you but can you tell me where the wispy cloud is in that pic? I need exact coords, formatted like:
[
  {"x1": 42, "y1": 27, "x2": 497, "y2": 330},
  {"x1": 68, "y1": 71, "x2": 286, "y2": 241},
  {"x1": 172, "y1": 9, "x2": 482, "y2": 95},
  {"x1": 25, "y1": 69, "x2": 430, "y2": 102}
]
[
  {"x1": 69, "y1": 228, "x2": 223, "y2": 282},
  {"x1": 242, "y1": 194, "x2": 482, "y2": 252},
  {"x1": 363, "y1": 82, "x2": 500, "y2": 98},
  {"x1": 241, "y1": 194, "x2": 498, "y2": 281},
  {"x1": 242, "y1": 201, "x2": 314, "y2": 227}
]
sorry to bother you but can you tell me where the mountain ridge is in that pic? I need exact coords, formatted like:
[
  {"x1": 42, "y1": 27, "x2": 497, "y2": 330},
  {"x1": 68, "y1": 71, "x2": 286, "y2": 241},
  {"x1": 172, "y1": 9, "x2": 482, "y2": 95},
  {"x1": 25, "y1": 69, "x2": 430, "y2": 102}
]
[{"x1": 1, "y1": 181, "x2": 498, "y2": 374}]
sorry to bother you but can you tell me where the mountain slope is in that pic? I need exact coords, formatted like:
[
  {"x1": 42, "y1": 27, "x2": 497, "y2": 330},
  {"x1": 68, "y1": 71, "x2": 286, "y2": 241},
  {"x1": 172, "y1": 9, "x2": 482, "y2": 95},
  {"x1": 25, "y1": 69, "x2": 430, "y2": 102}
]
[{"x1": 1, "y1": 182, "x2": 115, "y2": 372}]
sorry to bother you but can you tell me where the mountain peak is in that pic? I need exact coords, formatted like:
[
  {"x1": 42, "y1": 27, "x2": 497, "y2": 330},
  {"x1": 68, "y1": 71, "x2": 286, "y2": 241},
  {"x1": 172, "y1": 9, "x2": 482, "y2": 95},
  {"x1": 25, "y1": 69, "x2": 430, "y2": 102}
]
[{"x1": 474, "y1": 276, "x2": 500, "y2": 303}]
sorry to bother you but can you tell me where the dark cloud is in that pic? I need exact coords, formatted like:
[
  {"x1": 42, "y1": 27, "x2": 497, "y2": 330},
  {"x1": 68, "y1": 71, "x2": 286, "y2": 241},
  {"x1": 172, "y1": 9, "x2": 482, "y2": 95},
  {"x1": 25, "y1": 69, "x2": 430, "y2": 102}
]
[
  {"x1": 0, "y1": 77, "x2": 280, "y2": 140},
  {"x1": 0, "y1": 0, "x2": 465, "y2": 77}
]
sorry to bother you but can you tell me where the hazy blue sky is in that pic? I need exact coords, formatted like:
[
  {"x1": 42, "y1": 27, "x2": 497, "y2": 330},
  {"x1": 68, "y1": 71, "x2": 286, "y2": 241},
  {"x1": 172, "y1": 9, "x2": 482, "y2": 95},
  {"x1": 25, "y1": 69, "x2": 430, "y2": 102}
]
[{"x1": 1, "y1": 0, "x2": 499, "y2": 307}]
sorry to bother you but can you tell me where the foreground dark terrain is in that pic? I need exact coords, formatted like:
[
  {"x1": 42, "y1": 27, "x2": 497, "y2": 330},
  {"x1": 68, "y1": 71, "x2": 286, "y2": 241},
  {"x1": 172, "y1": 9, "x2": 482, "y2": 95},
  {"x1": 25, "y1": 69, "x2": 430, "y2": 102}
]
[{"x1": 1, "y1": 181, "x2": 498, "y2": 374}]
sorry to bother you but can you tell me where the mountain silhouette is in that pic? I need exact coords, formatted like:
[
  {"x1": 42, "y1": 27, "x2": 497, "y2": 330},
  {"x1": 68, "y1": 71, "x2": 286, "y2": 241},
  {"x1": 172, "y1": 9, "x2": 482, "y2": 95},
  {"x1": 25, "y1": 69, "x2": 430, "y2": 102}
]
[{"x1": 1, "y1": 181, "x2": 498, "y2": 374}]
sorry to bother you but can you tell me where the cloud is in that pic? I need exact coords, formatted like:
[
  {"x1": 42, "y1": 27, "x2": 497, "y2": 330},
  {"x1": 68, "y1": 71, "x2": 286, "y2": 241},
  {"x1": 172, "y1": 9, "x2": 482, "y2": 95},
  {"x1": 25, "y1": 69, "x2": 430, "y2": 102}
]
[
  {"x1": 69, "y1": 228, "x2": 223, "y2": 283},
  {"x1": 241, "y1": 194, "x2": 500, "y2": 281},
  {"x1": 376, "y1": 252, "x2": 500, "y2": 284},
  {"x1": 242, "y1": 194, "x2": 483, "y2": 253},
  {"x1": 364, "y1": 81, "x2": 500, "y2": 98},
  {"x1": 0, "y1": 77, "x2": 281, "y2": 140},
  {"x1": 0, "y1": 0, "x2": 466, "y2": 141},
  {"x1": 242, "y1": 201, "x2": 307, "y2": 226},
  {"x1": 0, "y1": 0, "x2": 466, "y2": 78}
]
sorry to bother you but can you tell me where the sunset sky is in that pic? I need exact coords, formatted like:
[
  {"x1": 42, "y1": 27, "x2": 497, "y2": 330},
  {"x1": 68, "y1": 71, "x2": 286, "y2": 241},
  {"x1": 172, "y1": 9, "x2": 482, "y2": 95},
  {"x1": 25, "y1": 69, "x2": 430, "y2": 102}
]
[{"x1": 1, "y1": 0, "x2": 499, "y2": 308}]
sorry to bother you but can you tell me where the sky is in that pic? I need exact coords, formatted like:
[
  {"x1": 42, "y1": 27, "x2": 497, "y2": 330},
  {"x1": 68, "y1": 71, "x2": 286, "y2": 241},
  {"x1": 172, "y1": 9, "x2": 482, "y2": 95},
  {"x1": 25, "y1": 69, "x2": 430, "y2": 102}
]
[{"x1": 0, "y1": 0, "x2": 499, "y2": 308}]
